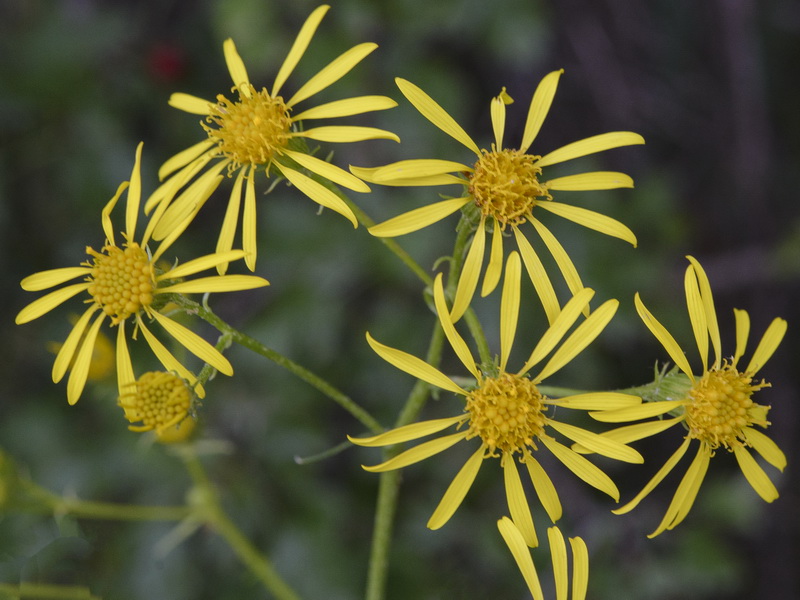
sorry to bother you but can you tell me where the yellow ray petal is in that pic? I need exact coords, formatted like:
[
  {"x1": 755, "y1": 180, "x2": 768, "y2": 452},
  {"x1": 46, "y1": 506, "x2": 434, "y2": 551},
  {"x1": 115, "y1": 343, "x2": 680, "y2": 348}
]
[
  {"x1": 350, "y1": 165, "x2": 464, "y2": 187},
  {"x1": 547, "y1": 526, "x2": 568, "y2": 600},
  {"x1": 575, "y1": 417, "x2": 683, "y2": 454},
  {"x1": 243, "y1": 165, "x2": 257, "y2": 271},
  {"x1": 52, "y1": 307, "x2": 98, "y2": 383},
  {"x1": 513, "y1": 227, "x2": 560, "y2": 325},
  {"x1": 223, "y1": 38, "x2": 250, "y2": 94},
  {"x1": 357, "y1": 159, "x2": 468, "y2": 183},
  {"x1": 497, "y1": 517, "x2": 545, "y2": 600},
  {"x1": 115, "y1": 320, "x2": 134, "y2": 396},
  {"x1": 490, "y1": 93, "x2": 506, "y2": 150},
  {"x1": 499, "y1": 251, "x2": 521, "y2": 372},
  {"x1": 282, "y1": 149, "x2": 370, "y2": 192},
  {"x1": 150, "y1": 310, "x2": 233, "y2": 376},
  {"x1": 136, "y1": 316, "x2": 203, "y2": 398},
  {"x1": 588, "y1": 400, "x2": 686, "y2": 423},
  {"x1": 649, "y1": 443, "x2": 710, "y2": 537},
  {"x1": 686, "y1": 256, "x2": 721, "y2": 367},
  {"x1": 520, "y1": 70, "x2": 562, "y2": 154},
  {"x1": 215, "y1": 168, "x2": 245, "y2": 274},
  {"x1": 545, "y1": 171, "x2": 633, "y2": 191},
  {"x1": 158, "y1": 139, "x2": 216, "y2": 181},
  {"x1": 158, "y1": 275, "x2": 269, "y2": 295},
  {"x1": 146, "y1": 152, "x2": 215, "y2": 217},
  {"x1": 613, "y1": 437, "x2": 691, "y2": 515},
  {"x1": 15, "y1": 283, "x2": 89, "y2": 325},
  {"x1": 274, "y1": 162, "x2": 358, "y2": 228},
  {"x1": 433, "y1": 274, "x2": 479, "y2": 379},
  {"x1": 125, "y1": 142, "x2": 144, "y2": 240},
  {"x1": 684, "y1": 263, "x2": 709, "y2": 371},
  {"x1": 21, "y1": 267, "x2": 91, "y2": 292},
  {"x1": 161, "y1": 250, "x2": 248, "y2": 280},
  {"x1": 503, "y1": 454, "x2": 538, "y2": 547},
  {"x1": 101, "y1": 180, "x2": 130, "y2": 247},
  {"x1": 569, "y1": 536, "x2": 589, "y2": 600},
  {"x1": 395, "y1": 78, "x2": 481, "y2": 155},
  {"x1": 525, "y1": 456, "x2": 562, "y2": 522},
  {"x1": 288, "y1": 43, "x2": 377, "y2": 107},
  {"x1": 296, "y1": 126, "x2": 399, "y2": 143},
  {"x1": 366, "y1": 332, "x2": 466, "y2": 395},
  {"x1": 66, "y1": 312, "x2": 105, "y2": 405},
  {"x1": 548, "y1": 392, "x2": 641, "y2": 411},
  {"x1": 450, "y1": 221, "x2": 486, "y2": 323},
  {"x1": 272, "y1": 5, "x2": 329, "y2": 97},
  {"x1": 541, "y1": 436, "x2": 619, "y2": 500},
  {"x1": 734, "y1": 445, "x2": 779, "y2": 502},
  {"x1": 529, "y1": 217, "x2": 586, "y2": 301},
  {"x1": 519, "y1": 288, "x2": 595, "y2": 376},
  {"x1": 537, "y1": 202, "x2": 637, "y2": 247},
  {"x1": 732, "y1": 308, "x2": 750, "y2": 368},
  {"x1": 535, "y1": 299, "x2": 618, "y2": 383},
  {"x1": 361, "y1": 431, "x2": 467, "y2": 472},
  {"x1": 743, "y1": 427, "x2": 786, "y2": 471},
  {"x1": 635, "y1": 292, "x2": 694, "y2": 382},
  {"x1": 168, "y1": 92, "x2": 213, "y2": 115},
  {"x1": 428, "y1": 445, "x2": 484, "y2": 529},
  {"x1": 368, "y1": 196, "x2": 470, "y2": 237},
  {"x1": 745, "y1": 317, "x2": 788, "y2": 374},
  {"x1": 481, "y1": 221, "x2": 504, "y2": 297},
  {"x1": 546, "y1": 420, "x2": 643, "y2": 463},
  {"x1": 348, "y1": 415, "x2": 465, "y2": 447},
  {"x1": 291, "y1": 95, "x2": 397, "y2": 121},
  {"x1": 536, "y1": 131, "x2": 645, "y2": 168}
]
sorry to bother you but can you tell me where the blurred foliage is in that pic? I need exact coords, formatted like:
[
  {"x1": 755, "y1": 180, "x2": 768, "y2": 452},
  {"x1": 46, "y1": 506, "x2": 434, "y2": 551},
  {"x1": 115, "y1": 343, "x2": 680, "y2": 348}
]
[{"x1": 1, "y1": 0, "x2": 799, "y2": 599}]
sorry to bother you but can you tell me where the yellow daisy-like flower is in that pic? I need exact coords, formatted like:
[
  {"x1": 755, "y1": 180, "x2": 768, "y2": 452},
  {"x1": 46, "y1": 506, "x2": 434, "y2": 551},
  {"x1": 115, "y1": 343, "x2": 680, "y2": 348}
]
[
  {"x1": 350, "y1": 252, "x2": 643, "y2": 547},
  {"x1": 498, "y1": 518, "x2": 589, "y2": 600},
  {"x1": 591, "y1": 256, "x2": 788, "y2": 537},
  {"x1": 15, "y1": 143, "x2": 270, "y2": 405},
  {"x1": 118, "y1": 371, "x2": 194, "y2": 437},
  {"x1": 146, "y1": 4, "x2": 399, "y2": 273},
  {"x1": 352, "y1": 72, "x2": 643, "y2": 324}
]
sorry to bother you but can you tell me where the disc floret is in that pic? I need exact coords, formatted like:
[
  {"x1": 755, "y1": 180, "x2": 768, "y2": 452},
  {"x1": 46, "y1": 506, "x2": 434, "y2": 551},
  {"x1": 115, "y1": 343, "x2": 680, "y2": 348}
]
[
  {"x1": 203, "y1": 84, "x2": 292, "y2": 171},
  {"x1": 468, "y1": 148, "x2": 551, "y2": 228},
  {"x1": 685, "y1": 362, "x2": 771, "y2": 451},
  {"x1": 85, "y1": 241, "x2": 155, "y2": 325},
  {"x1": 466, "y1": 372, "x2": 548, "y2": 457}
]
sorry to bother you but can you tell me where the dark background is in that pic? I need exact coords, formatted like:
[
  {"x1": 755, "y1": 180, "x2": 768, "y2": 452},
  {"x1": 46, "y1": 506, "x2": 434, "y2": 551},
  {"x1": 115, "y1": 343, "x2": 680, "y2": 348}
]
[{"x1": 1, "y1": 0, "x2": 798, "y2": 598}]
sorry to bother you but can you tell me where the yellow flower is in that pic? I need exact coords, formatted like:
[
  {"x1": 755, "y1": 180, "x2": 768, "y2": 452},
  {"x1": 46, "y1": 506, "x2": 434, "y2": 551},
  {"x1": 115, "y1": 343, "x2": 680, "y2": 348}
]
[
  {"x1": 592, "y1": 256, "x2": 788, "y2": 537},
  {"x1": 147, "y1": 4, "x2": 399, "y2": 273},
  {"x1": 352, "y1": 72, "x2": 643, "y2": 324},
  {"x1": 349, "y1": 252, "x2": 642, "y2": 547},
  {"x1": 118, "y1": 371, "x2": 195, "y2": 439},
  {"x1": 15, "y1": 143, "x2": 270, "y2": 405},
  {"x1": 498, "y1": 518, "x2": 589, "y2": 600}
]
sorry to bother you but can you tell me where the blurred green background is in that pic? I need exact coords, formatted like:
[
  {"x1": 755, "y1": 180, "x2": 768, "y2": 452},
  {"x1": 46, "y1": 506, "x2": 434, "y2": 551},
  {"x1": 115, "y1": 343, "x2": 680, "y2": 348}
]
[{"x1": 2, "y1": 0, "x2": 798, "y2": 598}]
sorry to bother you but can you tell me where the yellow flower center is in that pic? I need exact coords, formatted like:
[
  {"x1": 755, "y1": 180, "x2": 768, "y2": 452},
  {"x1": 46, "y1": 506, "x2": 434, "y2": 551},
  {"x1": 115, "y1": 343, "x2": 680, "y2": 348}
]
[
  {"x1": 203, "y1": 84, "x2": 292, "y2": 171},
  {"x1": 119, "y1": 371, "x2": 192, "y2": 434},
  {"x1": 468, "y1": 149, "x2": 550, "y2": 228},
  {"x1": 466, "y1": 373, "x2": 548, "y2": 456},
  {"x1": 85, "y1": 242, "x2": 155, "y2": 325},
  {"x1": 685, "y1": 363, "x2": 771, "y2": 451}
]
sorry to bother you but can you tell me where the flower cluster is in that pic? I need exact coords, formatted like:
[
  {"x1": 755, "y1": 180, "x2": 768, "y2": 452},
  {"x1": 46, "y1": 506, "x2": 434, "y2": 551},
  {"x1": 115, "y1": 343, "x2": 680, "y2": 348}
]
[{"x1": 13, "y1": 4, "x2": 787, "y2": 597}]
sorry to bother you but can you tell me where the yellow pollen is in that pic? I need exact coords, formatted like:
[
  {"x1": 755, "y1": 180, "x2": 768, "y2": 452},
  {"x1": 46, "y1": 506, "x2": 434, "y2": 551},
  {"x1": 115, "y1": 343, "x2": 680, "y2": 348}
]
[
  {"x1": 468, "y1": 148, "x2": 550, "y2": 228},
  {"x1": 203, "y1": 84, "x2": 292, "y2": 172},
  {"x1": 685, "y1": 363, "x2": 771, "y2": 451},
  {"x1": 119, "y1": 371, "x2": 192, "y2": 434},
  {"x1": 466, "y1": 373, "x2": 547, "y2": 456},
  {"x1": 85, "y1": 242, "x2": 155, "y2": 325}
]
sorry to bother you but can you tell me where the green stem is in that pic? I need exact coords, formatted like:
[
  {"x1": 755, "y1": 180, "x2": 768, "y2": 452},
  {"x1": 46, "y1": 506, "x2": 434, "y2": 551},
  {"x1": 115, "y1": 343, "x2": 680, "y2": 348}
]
[
  {"x1": 54, "y1": 498, "x2": 189, "y2": 521},
  {"x1": 172, "y1": 296, "x2": 383, "y2": 435},
  {"x1": 182, "y1": 452, "x2": 302, "y2": 600}
]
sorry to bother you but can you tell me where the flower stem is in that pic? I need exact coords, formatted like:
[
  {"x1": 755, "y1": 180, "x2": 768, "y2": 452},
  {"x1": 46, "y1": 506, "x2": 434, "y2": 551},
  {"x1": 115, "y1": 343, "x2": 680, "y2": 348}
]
[{"x1": 172, "y1": 296, "x2": 384, "y2": 435}]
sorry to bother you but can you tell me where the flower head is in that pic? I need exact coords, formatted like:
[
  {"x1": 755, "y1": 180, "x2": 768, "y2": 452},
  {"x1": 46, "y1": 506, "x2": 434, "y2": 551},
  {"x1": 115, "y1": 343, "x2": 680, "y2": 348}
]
[
  {"x1": 350, "y1": 252, "x2": 642, "y2": 546},
  {"x1": 594, "y1": 256, "x2": 788, "y2": 536},
  {"x1": 352, "y1": 73, "x2": 643, "y2": 324},
  {"x1": 498, "y1": 518, "x2": 589, "y2": 600},
  {"x1": 147, "y1": 5, "x2": 399, "y2": 273},
  {"x1": 119, "y1": 371, "x2": 194, "y2": 436},
  {"x1": 15, "y1": 143, "x2": 270, "y2": 405}
]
